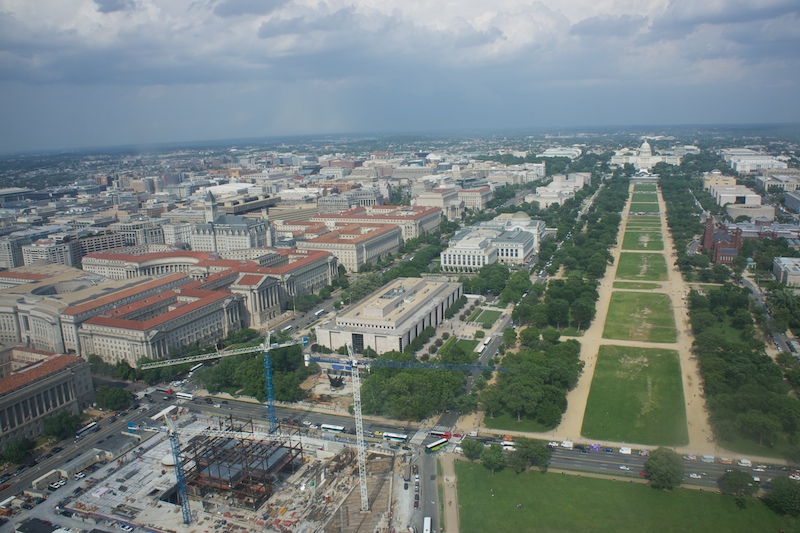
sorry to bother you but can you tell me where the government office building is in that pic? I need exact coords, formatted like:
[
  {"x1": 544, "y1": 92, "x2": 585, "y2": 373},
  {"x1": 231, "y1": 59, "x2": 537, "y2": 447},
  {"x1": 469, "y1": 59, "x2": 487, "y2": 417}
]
[{"x1": 315, "y1": 278, "x2": 462, "y2": 354}]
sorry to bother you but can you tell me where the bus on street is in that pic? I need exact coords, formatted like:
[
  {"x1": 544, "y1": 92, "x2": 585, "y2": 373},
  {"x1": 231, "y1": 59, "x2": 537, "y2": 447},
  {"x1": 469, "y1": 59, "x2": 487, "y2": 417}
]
[
  {"x1": 314, "y1": 309, "x2": 325, "y2": 318},
  {"x1": 320, "y1": 424, "x2": 345, "y2": 433},
  {"x1": 428, "y1": 430, "x2": 451, "y2": 439},
  {"x1": 176, "y1": 392, "x2": 194, "y2": 401},
  {"x1": 423, "y1": 517, "x2": 432, "y2": 533},
  {"x1": 425, "y1": 438, "x2": 449, "y2": 453},
  {"x1": 382, "y1": 432, "x2": 408, "y2": 443},
  {"x1": 75, "y1": 422, "x2": 98, "y2": 439}
]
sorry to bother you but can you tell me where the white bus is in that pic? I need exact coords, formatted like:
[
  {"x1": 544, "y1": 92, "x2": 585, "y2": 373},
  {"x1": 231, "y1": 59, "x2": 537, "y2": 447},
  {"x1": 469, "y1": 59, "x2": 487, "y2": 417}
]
[
  {"x1": 320, "y1": 424, "x2": 345, "y2": 433},
  {"x1": 476, "y1": 344, "x2": 486, "y2": 354},
  {"x1": 176, "y1": 392, "x2": 194, "y2": 401},
  {"x1": 425, "y1": 438, "x2": 449, "y2": 453},
  {"x1": 314, "y1": 309, "x2": 325, "y2": 318},
  {"x1": 76, "y1": 422, "x2": 98, "y2": 439},
  {"x1": 382, "y1": 432, "x2": 409, "y2": 443},
  {"x1": 483, "y1": 336, "x2": 492, "y2": 346},
  {"x1": 188, "y1": 363, "x2": 203, "y2": 376},
  {"x1": 423, "y1": 517, "x2": 432, "y2": 533},
  {"x1": 282, "y1": 325, "x2": 293, "y2": 332}
]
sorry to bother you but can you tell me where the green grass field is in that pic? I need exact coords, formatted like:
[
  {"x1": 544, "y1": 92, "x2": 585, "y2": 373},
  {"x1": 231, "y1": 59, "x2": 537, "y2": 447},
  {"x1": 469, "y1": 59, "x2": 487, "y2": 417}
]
[
  {"x1": 631, "y1": 192, "x2": 658, "y2": 203},
  {"x1": 472, "y1": 308, "x2": 503, "y2": 328},
  {"x1": 455, "y1": 462, "x2": 798, "y2": 533},
  {"x1": 603, "y1": 292, "x2": 676, "y2": 343},
  {"x1": 581, "y1": 345, "x2": 688, "y2": 445},
  {"x1": 615, "y1": 253, "x2": 668, "y2": 281},
  {"x1": 613, "y1": 281, "x2": 662, "y2": 290},
  {"x1": 482, "y1": 412, "x2": 555, "y2": 432},
  {"x1": 457, "y1": 339, "x2": 480, "y2": 353},
  {"x1": 633, "y1": 184, "x2": 657, "y2": 192},
  {"x1": 621, "y1": 231, "x2": 664, "y2": 250},
  {"x1": 629, "y1": 202, "x2": 661, "y2": 213}
]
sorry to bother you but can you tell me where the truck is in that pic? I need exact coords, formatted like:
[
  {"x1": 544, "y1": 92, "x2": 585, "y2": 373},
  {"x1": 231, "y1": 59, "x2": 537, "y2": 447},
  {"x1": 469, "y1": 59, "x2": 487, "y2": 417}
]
[
  {"x1": 560, "y1": 440, "x2": 573, "y2": 450},
  {"x1": 737, "y1": 458, "x2": 752, "y2": 468}
]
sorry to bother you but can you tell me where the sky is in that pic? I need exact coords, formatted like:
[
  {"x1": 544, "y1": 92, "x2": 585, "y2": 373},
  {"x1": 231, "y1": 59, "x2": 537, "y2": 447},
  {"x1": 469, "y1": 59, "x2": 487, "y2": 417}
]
[{"x1": 0, "y1": 0, "x2": 799, "y2": 153}]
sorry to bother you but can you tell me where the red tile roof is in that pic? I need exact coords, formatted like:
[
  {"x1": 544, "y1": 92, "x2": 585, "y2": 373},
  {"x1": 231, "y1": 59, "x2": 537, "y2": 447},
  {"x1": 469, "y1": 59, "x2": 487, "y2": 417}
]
[
  {"x1": 236, "y1": 274, "x2": 265, "y2": 286},
  {"x1": 62, "y1": 273, "x2": 189, "y2": 316},
  {"x1": 84, "y1": 287, "x2": 230, "y2": 331},
  {"x1": 0, "y1": 355, "x2": 83, "y2": 396}
]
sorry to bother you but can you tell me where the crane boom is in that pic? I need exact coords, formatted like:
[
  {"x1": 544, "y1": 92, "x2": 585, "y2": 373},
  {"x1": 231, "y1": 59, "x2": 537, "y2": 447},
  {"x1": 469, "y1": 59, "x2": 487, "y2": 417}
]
[{"x1": 139, "y1": 335, "x2": 302, "y2": 433}]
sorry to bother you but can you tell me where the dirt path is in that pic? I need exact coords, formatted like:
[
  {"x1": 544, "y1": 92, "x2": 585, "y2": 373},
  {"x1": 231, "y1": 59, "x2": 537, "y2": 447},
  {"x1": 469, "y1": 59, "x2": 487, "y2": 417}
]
[{"x1": 440, "y1": 454, "x2": 460, "y2": 533}]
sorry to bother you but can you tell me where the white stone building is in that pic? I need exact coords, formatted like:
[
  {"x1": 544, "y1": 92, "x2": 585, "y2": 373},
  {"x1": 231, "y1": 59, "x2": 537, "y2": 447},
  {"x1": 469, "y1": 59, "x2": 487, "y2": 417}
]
[
  {"x1": 315, "y1": 278, "x2": 462, "y2": 354},
  {"x1": 610, "y1": 140, "x2": 681, "y2": 170}
]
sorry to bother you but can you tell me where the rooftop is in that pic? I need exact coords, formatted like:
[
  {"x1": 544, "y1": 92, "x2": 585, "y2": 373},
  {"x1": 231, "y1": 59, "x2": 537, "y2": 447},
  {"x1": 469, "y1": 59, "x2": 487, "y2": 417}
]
[{"x1": 0, "y1": 355, "x2": 83, "y2": 397}]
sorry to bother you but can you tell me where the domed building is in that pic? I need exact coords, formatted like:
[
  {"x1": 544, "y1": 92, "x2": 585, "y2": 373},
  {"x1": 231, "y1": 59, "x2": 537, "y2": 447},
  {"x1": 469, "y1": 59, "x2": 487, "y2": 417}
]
[{"x1": 611, "y1": 140, "x2": 681, "y2": 170}]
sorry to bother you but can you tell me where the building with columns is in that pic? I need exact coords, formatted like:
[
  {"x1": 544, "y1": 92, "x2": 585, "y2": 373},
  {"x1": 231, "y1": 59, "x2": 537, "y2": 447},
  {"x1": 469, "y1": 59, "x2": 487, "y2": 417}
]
[
  {"x1": 0, "y1": 355, "x2": 93, "y2": 449},
  {"x1": 610, "y1": 140, "x2": 681, "y2": 170}
]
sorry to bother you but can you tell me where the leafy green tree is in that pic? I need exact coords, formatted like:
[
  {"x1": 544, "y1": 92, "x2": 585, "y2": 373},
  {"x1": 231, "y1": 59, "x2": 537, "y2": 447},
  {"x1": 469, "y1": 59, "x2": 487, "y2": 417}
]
[
  {"x1": 645, "y1": 447, "x2": 684, "y2": 490},
  {"x1": 1, "y1": 438, "x2": 35, "y2": 463},
  {"x1": 769, "y1": 477, "x2": 800, "y2": 516},
  {"x1": 95, "y1": 386, "x2": 132, "y2": 411},
  {"x1": 541, "y1": 328, "x2": 561, "y2": 345},
  {"x1": 516, "y1": 438, "x2": 551, "y2": 473},
  {"x1": 480, "y1": 444, "x2": 504, "y2": 476},
  {"x1": 461, "y1": 439, "x2": 484, "y2": 461},
  {"x1": 519, "y1": 328, "x2": 539, "y2": 349},
  {"x1": 570, "y1": 299, "x2": 596, "y2": 330},
  {"x1": 42, "y1": 411, "x2": 81, "y2": 440},
  {"x1": 546, "y1": 298, "x2": 570, "y2": 329},
  {"x1": 719, "y1": 469, "x2": 758, "y2": 508}
]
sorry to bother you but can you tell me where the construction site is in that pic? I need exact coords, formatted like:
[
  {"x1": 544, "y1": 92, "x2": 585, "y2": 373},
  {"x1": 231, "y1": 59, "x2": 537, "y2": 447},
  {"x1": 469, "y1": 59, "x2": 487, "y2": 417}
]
[{"x1": 61, "y1": 412, "x2": 399, "y2": 533}]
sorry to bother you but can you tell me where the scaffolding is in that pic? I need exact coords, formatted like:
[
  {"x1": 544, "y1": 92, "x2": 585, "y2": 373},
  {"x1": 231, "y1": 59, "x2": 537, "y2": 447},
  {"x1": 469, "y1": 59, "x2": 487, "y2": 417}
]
[{"x1": 182, "y1": 418, "x2": 303, "y2": 511}]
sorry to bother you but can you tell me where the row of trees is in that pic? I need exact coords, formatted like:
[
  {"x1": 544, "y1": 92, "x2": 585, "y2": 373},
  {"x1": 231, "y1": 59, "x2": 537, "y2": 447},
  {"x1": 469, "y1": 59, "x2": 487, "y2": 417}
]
[
  {"x1": 461, "y1": 437, "x2": 552, "y2": 475},
  {"x1": 359, "y1": 351, "x2": 474, "y2": 420},
  {"x1": 479, "y1": 337, "x2": 583, "y2": 428},
  {"x1": 549, "y1": 171, "x2": 629, "y2": 279},
  {"x1": 687, "y1": 287, "x2": 800, "y2": 452},
  {"x1": 512, "y1": 277, "x2": 599, "y2": 331}
]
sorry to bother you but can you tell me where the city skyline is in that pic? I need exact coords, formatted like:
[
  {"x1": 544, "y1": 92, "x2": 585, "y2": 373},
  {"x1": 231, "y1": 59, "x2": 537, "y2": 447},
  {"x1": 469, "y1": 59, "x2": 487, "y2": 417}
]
[{"x1": 1, "y1": 0, "x2": 799, "y2": 153}]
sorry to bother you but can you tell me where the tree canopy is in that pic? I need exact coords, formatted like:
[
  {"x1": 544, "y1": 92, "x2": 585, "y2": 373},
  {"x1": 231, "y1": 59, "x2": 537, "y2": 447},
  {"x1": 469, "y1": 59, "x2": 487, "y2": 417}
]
[
  {"x1": 95, "y1": 386, "x2": 132, "y2": 411},
  {"x1": 645, "y1": 447, "x2": 684, "y2": 490},
  {"x1": 42, "y1": 411, "x2": 82, "y2": 440}
]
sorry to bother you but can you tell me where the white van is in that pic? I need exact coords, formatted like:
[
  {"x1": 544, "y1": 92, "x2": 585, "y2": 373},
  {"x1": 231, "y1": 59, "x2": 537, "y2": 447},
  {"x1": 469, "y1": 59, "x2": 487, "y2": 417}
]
[
  {"x1": 561, "y1": 440, "x2": 573, "y2": 450},
  {"x1": 737, "y1": 458, "x2": 752, "y2": 468},
  {"x1": 618, "y1": 447, "x2": 632, "y2": 455}
]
